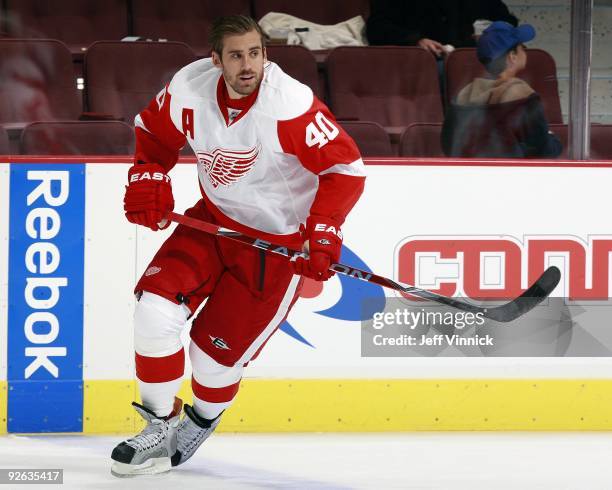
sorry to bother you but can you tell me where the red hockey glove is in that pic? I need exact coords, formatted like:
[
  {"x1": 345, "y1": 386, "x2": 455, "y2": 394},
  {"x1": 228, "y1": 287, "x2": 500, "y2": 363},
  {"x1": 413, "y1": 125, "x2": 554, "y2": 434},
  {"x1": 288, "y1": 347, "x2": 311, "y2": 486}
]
[
  {"x1": 124, "y1": 163, "x2": 174, "y2": 231},
  {"x1": 292, "y1": 216, "x2": 342, "y2": 281}
]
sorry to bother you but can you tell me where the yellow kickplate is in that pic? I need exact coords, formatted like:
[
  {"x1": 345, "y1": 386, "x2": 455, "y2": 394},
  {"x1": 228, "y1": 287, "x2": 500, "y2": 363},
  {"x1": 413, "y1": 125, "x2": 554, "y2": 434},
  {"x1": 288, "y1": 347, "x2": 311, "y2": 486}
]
[
  {"x1": 0, "y1": 381, "x2": 6, "y2": 434},
  {"x1": 81, "y1": 379, "x2": 612, "y2": 433}
]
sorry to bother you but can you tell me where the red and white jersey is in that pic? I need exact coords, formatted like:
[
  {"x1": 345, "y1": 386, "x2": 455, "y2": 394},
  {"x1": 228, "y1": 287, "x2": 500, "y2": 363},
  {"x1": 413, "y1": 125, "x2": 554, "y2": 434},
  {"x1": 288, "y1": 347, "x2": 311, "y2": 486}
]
[{"x1": 134, "y1": 58, "x2": 365, "y2": 244}]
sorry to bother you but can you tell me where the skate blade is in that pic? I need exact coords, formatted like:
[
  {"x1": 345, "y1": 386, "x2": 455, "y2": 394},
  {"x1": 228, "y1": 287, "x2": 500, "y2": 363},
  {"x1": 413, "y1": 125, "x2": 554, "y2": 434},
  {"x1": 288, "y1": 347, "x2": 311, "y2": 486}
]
[{"x1": 111, "y1": 457, "x2": 171, "y2": 478}]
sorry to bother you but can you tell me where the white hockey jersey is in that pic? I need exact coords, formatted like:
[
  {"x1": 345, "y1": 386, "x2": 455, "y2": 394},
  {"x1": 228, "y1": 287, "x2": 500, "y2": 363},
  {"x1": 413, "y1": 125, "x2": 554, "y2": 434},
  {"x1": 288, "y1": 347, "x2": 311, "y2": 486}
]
[{"x1": 134, "y1": 59, "x2": 366, "y2": 245}]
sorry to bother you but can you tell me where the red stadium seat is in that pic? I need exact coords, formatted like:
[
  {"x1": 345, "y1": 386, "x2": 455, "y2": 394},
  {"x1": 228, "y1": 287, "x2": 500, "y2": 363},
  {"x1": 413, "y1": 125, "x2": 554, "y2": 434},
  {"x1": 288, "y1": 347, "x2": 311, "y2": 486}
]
[
  {"x1": 549, "y1": 124, "x2": 612, "y2": 160},
  {"x1": 339, "y1": 121, "x2": 393, "y2": 157},
  {"x1": 399, "y1": 123, "x2": 611, "y2": 160},
  {"x1": 131, "y1": 0, "x2": 251, "y2": 56},
  {"x1": 4, "y1": 0, "x2": 129, "y2": 54},
  {"x1": 20, "y1": 121, "x2": 134, "y2": 155},
  {"x1": 84, "y1": 41, "x2": 197, "y2": 123},
  {"x1": 326, "y1": 47, "x2": 443, "y2": 135},
  {"x1": 445, "y1": 48, "x2": 563, "y2": 124},
  {"x1": 0, "y1": 126, "x2": 9, "y2": 154},
  {"x1": 0, "y1": 39, "x2": 81, "y2": 123},
  {"x1": 253, "y1": 0, "x2": 369, "y2": 24},
  {"x1": 399, "y1": 123, "x2": 444, "y2": 157},
  {"x1": 588, "y1": 125, "x2": 612, "y2": 160},
  {"x1": 265, "y1": 45, "x2": 322, "y2": 98}
]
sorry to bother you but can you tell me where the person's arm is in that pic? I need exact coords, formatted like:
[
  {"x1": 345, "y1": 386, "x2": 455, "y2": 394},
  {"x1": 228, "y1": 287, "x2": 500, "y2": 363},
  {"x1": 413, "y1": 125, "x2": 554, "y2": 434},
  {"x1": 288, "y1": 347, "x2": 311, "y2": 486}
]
[
  {"x1": 124, "y1": 85, "x2": 188, "y2": 230},
  {"x1": 278, "y1": 98, "x2": 366, "y2": 280},
  {"x1": 134, "y1": 84, "x2": 187, "y2": 171},
  {"x1": 519, "y1": 94, "x2": 563, "y2": 158}
]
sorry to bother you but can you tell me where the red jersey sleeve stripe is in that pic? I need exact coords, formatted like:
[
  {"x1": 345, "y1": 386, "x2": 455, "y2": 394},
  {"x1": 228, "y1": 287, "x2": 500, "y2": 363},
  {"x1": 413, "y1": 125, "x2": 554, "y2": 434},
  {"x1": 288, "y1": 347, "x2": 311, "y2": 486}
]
[
  {"x1": 277, "y1": 97, "x2": 362, "y2": 175},
  {"x1": 134, "y1": 84, "x2": 187, "y2": 172},
  {"x1": 310, "y1": 173, "x2": 365, "y2": 225}
]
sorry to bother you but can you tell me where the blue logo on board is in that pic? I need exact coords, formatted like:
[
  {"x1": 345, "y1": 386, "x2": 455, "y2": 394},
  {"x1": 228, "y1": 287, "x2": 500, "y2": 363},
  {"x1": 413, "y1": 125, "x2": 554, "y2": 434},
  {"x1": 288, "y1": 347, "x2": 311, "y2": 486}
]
[
  {"x1": 280, "y1": 245, "x2": 386, "y2": 347},
  {"x1": 7, "y1": 164, "x2": 85, "y2": 432}
]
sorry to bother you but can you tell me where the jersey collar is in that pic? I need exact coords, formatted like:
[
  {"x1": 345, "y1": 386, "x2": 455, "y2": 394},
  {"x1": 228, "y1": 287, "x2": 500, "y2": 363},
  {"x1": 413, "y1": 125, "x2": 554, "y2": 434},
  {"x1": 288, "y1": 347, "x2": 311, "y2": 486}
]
[{"x1": 216, "y1": 75, "x2": 260, "y2": 127}]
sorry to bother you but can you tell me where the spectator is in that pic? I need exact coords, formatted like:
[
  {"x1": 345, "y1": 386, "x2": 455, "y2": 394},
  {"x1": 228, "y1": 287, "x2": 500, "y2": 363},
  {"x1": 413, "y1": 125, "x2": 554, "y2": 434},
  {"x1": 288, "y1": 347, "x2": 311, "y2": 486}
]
[
  {"x1": 441, "y1": 21, "x2": 562, "y2": 158},
  {"x1": 366, "y1": 0, "x2": 518, "y2": 57}
]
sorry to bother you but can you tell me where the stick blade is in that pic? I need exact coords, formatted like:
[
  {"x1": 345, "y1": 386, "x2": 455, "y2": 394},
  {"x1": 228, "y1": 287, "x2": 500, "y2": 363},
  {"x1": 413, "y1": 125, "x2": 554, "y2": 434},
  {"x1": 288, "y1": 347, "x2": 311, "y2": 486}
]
[{"x1": 484, "y1": 266, "x2": 561, "y2": 322}]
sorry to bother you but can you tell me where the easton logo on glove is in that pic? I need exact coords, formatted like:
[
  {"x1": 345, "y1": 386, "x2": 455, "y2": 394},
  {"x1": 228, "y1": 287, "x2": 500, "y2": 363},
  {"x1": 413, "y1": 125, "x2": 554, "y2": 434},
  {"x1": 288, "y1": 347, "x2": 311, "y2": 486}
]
[
  {"x1": 129, "y1": 171, "x2": 171, "y2": 183},
  {"x1": 314, "y1": 223, "x2": 343, "y2": 239},
  {"x1": 291, "y1": 216, "x2": 343, "y2": 281},
  {"x1": 124, "y1": 162, "x2": 174, "y2": 231}
]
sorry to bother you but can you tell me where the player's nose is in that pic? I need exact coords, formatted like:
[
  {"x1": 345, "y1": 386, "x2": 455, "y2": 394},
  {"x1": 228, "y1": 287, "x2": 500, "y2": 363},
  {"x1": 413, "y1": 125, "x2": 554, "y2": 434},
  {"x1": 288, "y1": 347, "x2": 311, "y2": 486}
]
[{"x1": 240, "y1": 57, "x2": 252, "y2": 72}]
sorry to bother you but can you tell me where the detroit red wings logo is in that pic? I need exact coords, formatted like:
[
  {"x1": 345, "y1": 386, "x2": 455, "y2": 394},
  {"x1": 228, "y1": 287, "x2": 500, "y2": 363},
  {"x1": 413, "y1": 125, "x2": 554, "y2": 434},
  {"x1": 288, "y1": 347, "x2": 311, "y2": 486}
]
[{"x1": 196, "y1": 145, "x2": 260, "y2": 188}]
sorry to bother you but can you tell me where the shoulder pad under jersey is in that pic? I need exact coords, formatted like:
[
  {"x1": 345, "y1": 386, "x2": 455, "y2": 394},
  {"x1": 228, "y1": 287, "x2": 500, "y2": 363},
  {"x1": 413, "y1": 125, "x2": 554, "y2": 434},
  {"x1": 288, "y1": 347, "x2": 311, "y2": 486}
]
[
  {"x1": 256, "y1": 61, "x2": 314, "y2": 121},
  {"x1": 168, "y1": 58, "x2": 219, "y2": 99}
]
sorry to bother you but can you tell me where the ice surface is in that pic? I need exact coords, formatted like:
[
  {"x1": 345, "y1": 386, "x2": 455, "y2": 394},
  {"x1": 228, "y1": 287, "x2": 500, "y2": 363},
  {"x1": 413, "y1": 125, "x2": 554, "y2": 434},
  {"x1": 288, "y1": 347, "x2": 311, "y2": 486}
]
[{"x1": 0, "y1": 432, "x2": 611, "y2": 489}]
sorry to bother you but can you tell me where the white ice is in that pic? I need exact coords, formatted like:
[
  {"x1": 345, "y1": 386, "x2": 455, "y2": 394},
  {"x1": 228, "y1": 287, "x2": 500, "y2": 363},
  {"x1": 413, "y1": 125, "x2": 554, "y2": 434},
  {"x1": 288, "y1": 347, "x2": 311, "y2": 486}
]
[{"x1": 0, "y1": 433, "x2": 611, "y2": 489}]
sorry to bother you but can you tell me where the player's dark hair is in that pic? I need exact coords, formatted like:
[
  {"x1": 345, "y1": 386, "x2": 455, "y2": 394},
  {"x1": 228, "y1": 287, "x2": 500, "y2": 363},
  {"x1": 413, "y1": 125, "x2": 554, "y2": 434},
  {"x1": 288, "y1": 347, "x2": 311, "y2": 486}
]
[
  {"x1": 209, "y1": 15, "x2": 266, "y2": 58},
  {"x1": 481, "y1": 45, "x2": 520, "y2": 77}
]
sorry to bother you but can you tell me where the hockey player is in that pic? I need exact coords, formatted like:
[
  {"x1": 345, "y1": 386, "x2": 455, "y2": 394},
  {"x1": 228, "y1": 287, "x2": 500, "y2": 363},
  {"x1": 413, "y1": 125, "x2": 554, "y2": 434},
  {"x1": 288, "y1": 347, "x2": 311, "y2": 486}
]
[{"x1": 110, "y1": 15, "x2": 366, "y2": 477}]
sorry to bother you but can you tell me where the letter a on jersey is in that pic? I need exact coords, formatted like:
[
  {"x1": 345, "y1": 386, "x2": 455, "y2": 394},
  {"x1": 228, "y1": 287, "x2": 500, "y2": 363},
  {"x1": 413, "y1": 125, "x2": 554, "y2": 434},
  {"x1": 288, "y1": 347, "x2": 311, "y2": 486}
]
[{"x1": 182, "y1": 108, "x2": 194, "y2": 139}]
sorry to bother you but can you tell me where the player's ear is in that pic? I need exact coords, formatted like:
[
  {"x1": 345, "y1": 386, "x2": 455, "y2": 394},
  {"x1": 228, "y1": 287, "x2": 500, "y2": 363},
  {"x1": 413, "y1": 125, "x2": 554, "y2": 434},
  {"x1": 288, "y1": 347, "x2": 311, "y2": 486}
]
[
  {"x1": 212, "y1": 51, "x2": 222, "y2": 67},
  {"x1": 262, "y1": 46, "x2": 267, "y2": 62}
]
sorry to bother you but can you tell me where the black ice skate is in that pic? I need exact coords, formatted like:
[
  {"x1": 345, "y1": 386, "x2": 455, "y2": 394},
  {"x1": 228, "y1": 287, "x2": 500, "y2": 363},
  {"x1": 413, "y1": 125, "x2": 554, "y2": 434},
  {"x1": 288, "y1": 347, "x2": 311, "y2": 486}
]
[
  {"x1": 110, "y1": 399, "x2": 182, "y2": 477},
  {"x1": 171, "y1": 404, "x2": 222, "y2": 466}
]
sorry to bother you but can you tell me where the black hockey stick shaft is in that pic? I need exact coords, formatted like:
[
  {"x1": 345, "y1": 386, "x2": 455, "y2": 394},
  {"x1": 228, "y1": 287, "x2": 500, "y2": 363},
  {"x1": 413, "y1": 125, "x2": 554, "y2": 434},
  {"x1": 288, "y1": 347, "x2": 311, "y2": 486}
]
[{"x1": 166, "y1": 211, "x2": 560, "y2": 323}]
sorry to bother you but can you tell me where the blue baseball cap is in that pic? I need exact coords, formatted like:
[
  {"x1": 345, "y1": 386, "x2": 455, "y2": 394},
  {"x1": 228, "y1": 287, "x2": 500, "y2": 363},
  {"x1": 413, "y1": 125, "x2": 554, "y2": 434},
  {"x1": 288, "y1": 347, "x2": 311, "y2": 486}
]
[{"x1": 477, "y1": 21, "x2": 536, "y2": 63}]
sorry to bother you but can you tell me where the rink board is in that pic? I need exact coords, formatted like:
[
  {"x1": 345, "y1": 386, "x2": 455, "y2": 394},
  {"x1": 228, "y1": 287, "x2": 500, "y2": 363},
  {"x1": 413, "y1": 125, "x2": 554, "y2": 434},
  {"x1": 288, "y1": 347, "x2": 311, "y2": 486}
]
[
  {"x1": 83, "y1": 378, "x2": 612, "y2": 433},
  {"x1": 1, "y1": 157, "x2": 612, "y2": 433}
]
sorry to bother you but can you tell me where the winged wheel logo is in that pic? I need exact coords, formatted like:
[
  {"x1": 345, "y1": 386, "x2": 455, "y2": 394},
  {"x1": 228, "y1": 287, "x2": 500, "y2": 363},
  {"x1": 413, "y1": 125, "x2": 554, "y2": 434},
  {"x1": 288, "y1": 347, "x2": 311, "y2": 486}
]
[{"x1": 196, "y1": 145, "x2": 260, "y2": 188}]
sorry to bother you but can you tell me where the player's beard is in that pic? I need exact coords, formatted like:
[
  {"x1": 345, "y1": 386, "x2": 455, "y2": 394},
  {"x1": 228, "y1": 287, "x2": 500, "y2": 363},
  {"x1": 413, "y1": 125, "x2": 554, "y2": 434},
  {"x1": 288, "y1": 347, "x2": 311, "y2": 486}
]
[{"x1": 226, "y1": 68, "x2": 263, "y2": 96}]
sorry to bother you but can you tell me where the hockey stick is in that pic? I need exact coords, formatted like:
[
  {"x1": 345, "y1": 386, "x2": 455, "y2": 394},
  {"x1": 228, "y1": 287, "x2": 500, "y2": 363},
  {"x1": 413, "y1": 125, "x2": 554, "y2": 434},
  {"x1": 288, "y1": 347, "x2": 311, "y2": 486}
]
[{"x1": 166, "y1": 211, "x2": 560, "y2": 323}]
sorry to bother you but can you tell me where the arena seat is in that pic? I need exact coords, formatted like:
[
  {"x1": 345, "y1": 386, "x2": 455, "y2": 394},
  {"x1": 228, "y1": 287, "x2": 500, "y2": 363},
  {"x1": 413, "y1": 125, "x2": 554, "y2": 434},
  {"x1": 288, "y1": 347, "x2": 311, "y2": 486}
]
[
  {"x1": 326, "y1": 47, "x2": 443, "y2": 136},
  {"x1": 131, "y1": 0, "x2": 251, "y2": 55},
  {"x1": 0, "y1": 126, "x2": 9, "y2": 154},
  {"x1": 445, "y1": 48, "x2": 563, "y2": 124},
  {"x1": 84, "y1": 41, "x2": 197, "y2": 123},
  {"x1": 4, "y1": 0, "x2": 129, "y2": 54},
  {"x1": 265, "y1": 45, "x2": 321, "y2": 98},
  {"x1": 253, "y1": 0, "x2": 369, "y2": 24},
  {"x1": 20, "y1": 121, "x2": 134, "y2": 155},
  {"x1": 549, "y1": 124, "x2": 612, "y2": 160},
  {"x1": 0, "y1": 39, "x2": 81, "y2": 124},
  {"x1": 399, "y1": 123, "x2": 444, "y2": 157},
  {"x1": 587, "y1": 125, "x2": 612, "y2": 160},
  {"x1": 399, "y1": 123, "x2": 612, "y2": 160},
  {"x1": 339, "y1": 121, "x2": 393, "y2": 157}
]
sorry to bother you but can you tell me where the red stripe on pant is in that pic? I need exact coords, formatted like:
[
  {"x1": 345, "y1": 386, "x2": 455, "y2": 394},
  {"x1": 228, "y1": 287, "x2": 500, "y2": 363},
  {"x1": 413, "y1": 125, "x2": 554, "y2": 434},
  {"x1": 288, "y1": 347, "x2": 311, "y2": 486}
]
[
  {"x1": 135, "y1": 348, "x2": 185, "y2": 383},
  {"x1": 192, "y1": 376, "x2": 240, "y2": 403}
]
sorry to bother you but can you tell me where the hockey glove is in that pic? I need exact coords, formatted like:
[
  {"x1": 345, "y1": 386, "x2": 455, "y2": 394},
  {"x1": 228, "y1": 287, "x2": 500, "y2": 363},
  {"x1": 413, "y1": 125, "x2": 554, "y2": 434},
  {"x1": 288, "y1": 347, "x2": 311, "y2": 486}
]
[
  {"x1": 124, "y1": 163, "x2": 174, "y2": 231},
  {"x1": 292, "y1": 216, "x2": 342, "y2": 281}
]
